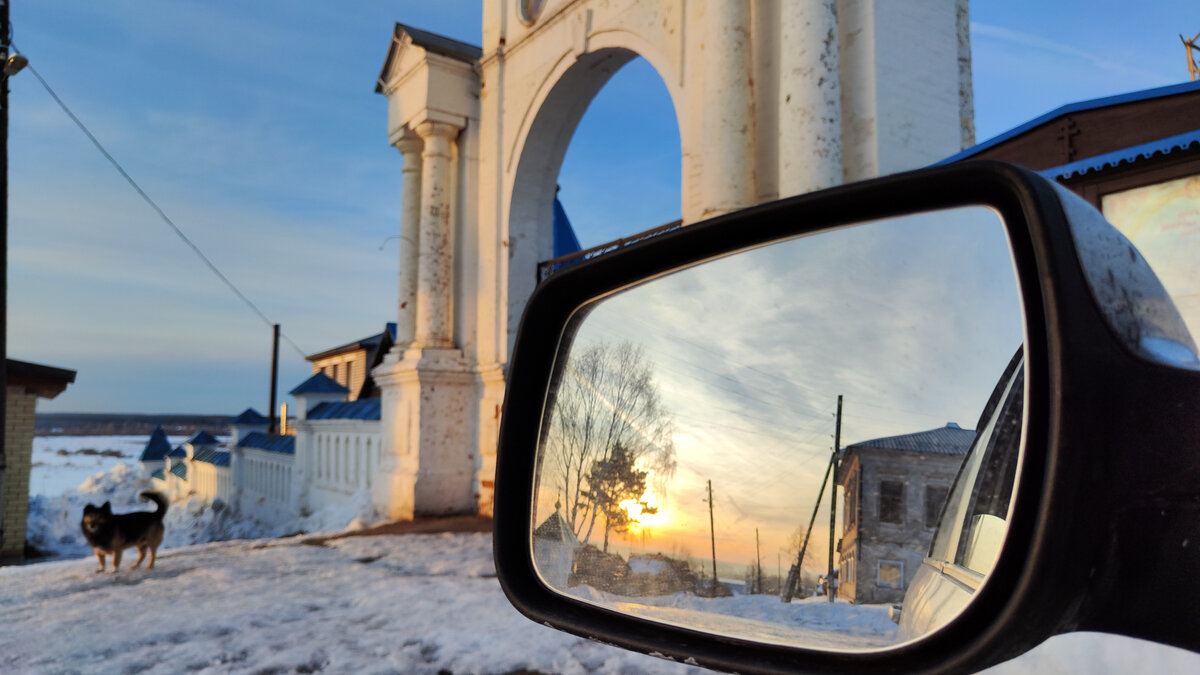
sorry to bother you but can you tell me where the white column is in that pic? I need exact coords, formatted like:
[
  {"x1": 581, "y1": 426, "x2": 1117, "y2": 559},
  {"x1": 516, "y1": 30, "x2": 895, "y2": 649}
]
[
  {"x1": 394, "y1": 134, "x2": 423, "y2": 348},
  {"x1": 699, "y1": 2, "x2": 756, "y2": 218},
  {"x1": 414, "y1": 120, "x2": 460, "y2": 350},
  {"x1": 778, "y1": 0, "x2": 842, "y2": 196}
]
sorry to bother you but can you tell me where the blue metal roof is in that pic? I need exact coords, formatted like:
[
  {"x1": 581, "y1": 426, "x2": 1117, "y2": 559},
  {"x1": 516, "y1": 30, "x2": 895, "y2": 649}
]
[
  {"x1": 845, "y1": 423, "x2": 976, "y2": 456},
  {"x1": 290, "y1": 372, "x2": 349, "y2": 395},
  {"x1": 192, "y1": 446, "x2": 232, "y2": 467},
  {"x1": 187, "y1": 430, "x2": 218, "y2": 446},
  {"x1": 553, "y1": 197, "x2": 582, "y2": 258},
  {"x1": 232, "y1": 408, "x2": 268, "y2": 425},
  {"x1": 939, "y1": 79, "x2": 1200, "y2": 165},
  {"x1": 167, "y1": 445, "x2": 186, "y2": 459},
  {"x1": 150, "y1": 468, "x2": 165, "y2": 481},
  {"x1": 139, "y1": 426, "x2": 172, "y2": 462},
  {"x1": 1040, "y1": 130, "x2": 1200, "y2": 181},
  {"x1": 307, "y1": 398, "x2": 382, "y2": 421},
  {"x1": 239, "y1": 431, "x2": 296, "y2": 455},
  {"x1": 170, "y1": 462, "x2": 187, "y2": 479}
]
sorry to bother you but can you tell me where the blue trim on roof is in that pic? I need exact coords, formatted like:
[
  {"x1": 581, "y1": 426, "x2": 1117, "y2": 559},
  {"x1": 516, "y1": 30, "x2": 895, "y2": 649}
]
[
  {"x1": 232, "y1": 408, "x2": 268, "y2": 424},
  {"x1": 192, "y1": 446, "x2": 232, "y2": 467},
  {"x1": 150, "y1": 468, "x2": 165, "y2": 481},
  {"x1": 290, "y1": 372, "x2": 349, "y2": 395},
  {"x1": 938, "y1": 80, "x2": 1200, "y2": 166},
  {"x1": 170, "y1": 462, "x2": 187, "y2": 479},
  {"x1": 167, "y1": 445, "x2": 186, "y2": 459},
  {"x1": 552, "y1": 197, "x2": 582, "y2": 258},
  {"x1": 387, "y1": 322, "x2": 397, "y2": 340},
  {"x1": 240, "y1": 431, "x2": 296, "y2": 455},
  {"x1": 187, "y1": 430, "x2": 218, "y2": 446},
  {"x1": 307, "y1": 398, "x2": 382, "y2": 421},
  {"x1": 139, "y1": 426, "x2": 172, "y2": 462},
  {"x1": 1039, "y1": 130, "x2": 1200, "y2": 181}
]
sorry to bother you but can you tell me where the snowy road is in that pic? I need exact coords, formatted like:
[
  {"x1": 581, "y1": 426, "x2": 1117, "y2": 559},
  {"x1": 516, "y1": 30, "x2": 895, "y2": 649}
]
[
  {"x1": 10, "y1": 441, "x2": 1200, "y2": 673},
  {"x1": 6, "y1": 532, "x2": 1200, "y2": 674},
  {"x1": 1, "y1": 533, "x2": 705, "y2": 674}
]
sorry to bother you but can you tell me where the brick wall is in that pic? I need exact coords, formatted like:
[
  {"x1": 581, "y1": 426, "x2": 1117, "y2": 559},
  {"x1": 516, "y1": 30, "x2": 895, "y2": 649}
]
[{"x1": 2, "y1": 390, "x2": 38, "y2": 557}]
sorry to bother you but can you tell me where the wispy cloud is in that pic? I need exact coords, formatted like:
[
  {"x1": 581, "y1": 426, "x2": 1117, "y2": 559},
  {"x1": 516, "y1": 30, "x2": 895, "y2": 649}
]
[{"x1": 971, "y1": 21, "x2": 1176, "y2": 87}]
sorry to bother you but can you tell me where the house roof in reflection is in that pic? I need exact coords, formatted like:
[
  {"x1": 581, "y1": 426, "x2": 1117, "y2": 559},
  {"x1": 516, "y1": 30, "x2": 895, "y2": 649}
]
[{"x1": 844, "y1": 422, "x2": 975, "y2": 456}]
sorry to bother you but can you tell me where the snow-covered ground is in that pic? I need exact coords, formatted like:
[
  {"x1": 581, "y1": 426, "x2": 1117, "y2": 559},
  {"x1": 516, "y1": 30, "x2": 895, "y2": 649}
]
[{"x1": 9, "y1": 436, "x2": 1200, "y2": 673}]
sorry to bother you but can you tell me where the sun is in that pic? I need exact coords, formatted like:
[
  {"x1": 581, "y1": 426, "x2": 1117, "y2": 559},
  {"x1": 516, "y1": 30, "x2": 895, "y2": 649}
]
[{"x1": 620, "y1": 489, "x2": 664, "y2": 533}]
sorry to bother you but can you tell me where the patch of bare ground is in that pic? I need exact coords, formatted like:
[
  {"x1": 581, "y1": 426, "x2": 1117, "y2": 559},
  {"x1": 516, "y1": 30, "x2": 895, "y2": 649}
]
[{"x1": 301, "y1": 515, "x2": 492, "y2": 546}]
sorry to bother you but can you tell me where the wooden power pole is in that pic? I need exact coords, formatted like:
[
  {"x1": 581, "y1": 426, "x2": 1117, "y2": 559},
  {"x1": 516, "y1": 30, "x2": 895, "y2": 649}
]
[
  {"x1": 707, "y1": 479, "x2": 717, "y2": 593},
  {"x1": 828, "y1": 395, "x2": 843, "y2": 602},
  {"x1": 1183, "y1": 32, "x2": 1200, "y2": 81}
]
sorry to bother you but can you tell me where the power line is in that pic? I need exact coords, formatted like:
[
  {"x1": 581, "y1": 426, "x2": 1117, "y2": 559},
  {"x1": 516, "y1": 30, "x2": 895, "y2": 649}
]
[{"x1": 17, "y1": 49, "x2": 307, "y2": 359}]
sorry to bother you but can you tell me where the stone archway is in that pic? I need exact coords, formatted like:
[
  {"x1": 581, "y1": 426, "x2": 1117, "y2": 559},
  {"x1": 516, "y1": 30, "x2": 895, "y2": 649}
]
[
  {"x1": 371, "y1": 0, "x2": 973, "y2": 519},
  {"x1": 504, "y1": 46, "x2": 671, "y2": 358}
]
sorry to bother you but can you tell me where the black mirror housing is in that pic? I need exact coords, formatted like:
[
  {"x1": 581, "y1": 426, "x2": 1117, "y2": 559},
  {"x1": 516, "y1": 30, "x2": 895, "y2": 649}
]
[{"x1": 493, "y1": 160, "x2": 1200, "y2": 674}]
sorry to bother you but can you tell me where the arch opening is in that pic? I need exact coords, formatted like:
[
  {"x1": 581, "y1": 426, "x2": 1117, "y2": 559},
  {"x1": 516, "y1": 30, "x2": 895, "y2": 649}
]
[{"x1": 507, "y1": 49, "x2": 682, "y2": 358}]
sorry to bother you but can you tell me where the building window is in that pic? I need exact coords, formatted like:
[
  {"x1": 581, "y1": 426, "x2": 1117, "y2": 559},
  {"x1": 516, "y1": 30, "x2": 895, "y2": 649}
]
[
  {"x1": 845, "y1": 469, "x2": 858, "y2": 531},
  {"x1": 877, "y1": 560, "x2": 904, "y2": 588},
  {"x1": 879, "y1": 480, "x2": 904, "y2": 524},
  {"x1": 925, "y1": 485, "x2": 950, "y2": 528}
]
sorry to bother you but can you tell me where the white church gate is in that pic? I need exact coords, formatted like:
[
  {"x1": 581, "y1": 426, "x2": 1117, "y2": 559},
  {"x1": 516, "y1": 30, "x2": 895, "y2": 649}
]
[{"x1": 371, "y1": 0, "x2": 972, "y2": 520}]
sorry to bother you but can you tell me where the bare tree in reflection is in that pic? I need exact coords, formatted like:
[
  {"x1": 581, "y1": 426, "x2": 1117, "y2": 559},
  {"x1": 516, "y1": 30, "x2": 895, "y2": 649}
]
[{"x1": 545, "y1": 340, "x2": 675, "y2": 547}]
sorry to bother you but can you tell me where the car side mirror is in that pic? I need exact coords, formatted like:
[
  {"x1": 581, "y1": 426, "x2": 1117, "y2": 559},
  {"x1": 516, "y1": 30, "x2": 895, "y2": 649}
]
[{"x1": 493, "y1": 161, "x2": 1200, "y2": 673}]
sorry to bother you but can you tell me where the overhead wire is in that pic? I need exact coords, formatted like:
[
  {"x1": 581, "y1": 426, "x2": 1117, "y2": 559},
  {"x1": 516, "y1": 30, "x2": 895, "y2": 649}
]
[{"x1": 15, "y1": 47, "x2": 307, "y2": 359}]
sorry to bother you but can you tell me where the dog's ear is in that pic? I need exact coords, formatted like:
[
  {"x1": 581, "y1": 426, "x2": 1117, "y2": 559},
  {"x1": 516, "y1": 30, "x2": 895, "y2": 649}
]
[
  {"x1": 83, "y1": 503, "x2": 95, "y2": 514},
  {"x1": 101, "y1": 502, "x2": 112, "y2": 513}
]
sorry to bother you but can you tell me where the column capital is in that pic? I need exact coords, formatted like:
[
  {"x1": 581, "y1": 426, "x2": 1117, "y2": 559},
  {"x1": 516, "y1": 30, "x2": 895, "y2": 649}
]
[
  {"x1": 393, "y1": 132, "x2": 423, "y2": 156},
  {"x1": 414, "y1": 119, "x2": 462, "y2": 142}
]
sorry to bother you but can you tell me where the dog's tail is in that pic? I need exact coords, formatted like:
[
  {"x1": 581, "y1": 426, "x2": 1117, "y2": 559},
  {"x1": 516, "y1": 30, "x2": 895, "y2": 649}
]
[{"x1": 139, "y1": 491, "x2": 168, "y2": 519}]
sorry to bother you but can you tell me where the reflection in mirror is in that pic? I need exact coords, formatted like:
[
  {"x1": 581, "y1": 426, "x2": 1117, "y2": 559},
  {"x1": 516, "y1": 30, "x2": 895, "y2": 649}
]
[{"x1": 530, "y1": 207, "x2": 1026, "y2": 652}]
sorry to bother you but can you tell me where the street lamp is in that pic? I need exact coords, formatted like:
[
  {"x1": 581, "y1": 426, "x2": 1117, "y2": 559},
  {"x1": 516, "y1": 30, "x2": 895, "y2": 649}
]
[{"x1": 4, "y1": 51, "x2": 26, "y2": 77}]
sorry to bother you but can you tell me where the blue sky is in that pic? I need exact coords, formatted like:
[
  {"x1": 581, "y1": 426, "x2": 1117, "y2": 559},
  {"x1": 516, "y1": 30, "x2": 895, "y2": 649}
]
[{"x1": 8, "y1": 1, "x2": 1196, "y2": 414}]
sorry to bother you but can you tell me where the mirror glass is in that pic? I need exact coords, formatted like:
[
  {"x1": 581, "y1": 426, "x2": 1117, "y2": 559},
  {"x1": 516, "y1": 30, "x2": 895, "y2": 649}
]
[{"x1": 530, "y1": 206, "x2": 1026, "y2": 651}]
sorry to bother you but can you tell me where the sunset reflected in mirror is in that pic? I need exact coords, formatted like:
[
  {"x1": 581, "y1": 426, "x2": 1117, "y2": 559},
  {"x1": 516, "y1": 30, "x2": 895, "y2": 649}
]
[{"x1": 530, "y1": 207, "x2": 1026, "y2": 651}]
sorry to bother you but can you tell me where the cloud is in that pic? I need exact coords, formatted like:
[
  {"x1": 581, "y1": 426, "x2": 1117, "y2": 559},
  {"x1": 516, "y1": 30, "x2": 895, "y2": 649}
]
[
  {"x1": 970, "y1": 21, "x2": 1175, "y2": 87},
  {"x1": 557, "y1": 207, "x2": 1024, "y2": 554}
]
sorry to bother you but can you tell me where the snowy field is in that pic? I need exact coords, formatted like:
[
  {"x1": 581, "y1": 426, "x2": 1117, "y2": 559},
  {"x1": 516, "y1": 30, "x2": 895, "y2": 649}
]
[{"x1": 9, "y1": 436, "x2": 1200, "y2": 673}]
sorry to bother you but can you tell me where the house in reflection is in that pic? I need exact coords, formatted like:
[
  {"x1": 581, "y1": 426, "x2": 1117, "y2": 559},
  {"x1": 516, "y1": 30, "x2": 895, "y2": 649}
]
[{"x1": 836, "y1": 423, "x2": 974, "y2": 604}]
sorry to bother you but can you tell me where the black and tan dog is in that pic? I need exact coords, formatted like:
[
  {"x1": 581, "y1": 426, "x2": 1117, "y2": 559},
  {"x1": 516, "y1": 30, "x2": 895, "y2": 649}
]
[{"x1": 80, "y1": 491, "x2": 168, "y2": 573}]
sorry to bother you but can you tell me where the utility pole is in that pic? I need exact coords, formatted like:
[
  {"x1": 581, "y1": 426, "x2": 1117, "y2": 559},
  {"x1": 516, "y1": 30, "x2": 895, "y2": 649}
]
[
  {"x1": 1183, "y1": 31, "x2": 1200, "y2": 81},
  {"x1": 268, "y1": 324, "x2": 279, "y2": 434},
  {"x1": 781, "y1": 454, "x2": 833, "y2": 602},
  {"x1": 755, "y1": 527, "x2": 762, "y2": 593},
  {"x1": 828, "y1": 395, "x2": 843, "y2": 603},
  {"x1": 706, "y1": 479, "x2": 717, "y2": 593},
  {"x1": 0, "y1": 0, "x2": 11, "y2": 467}
]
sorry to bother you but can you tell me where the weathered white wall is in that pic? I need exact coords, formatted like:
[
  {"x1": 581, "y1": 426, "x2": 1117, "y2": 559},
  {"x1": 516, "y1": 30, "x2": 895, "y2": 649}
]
[
  {"x1": 297, "y1": 420, "x2": 380, "y2": 513},
  {"x1": 236, "y1": 448, "x2": 295, "y2": 526}
]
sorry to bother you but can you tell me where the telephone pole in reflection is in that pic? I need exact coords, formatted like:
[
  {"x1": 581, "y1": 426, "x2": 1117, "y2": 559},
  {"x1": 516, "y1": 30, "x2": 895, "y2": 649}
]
[
  {"x1": 828, "y1": 395, "x2": 843, "y2": 603},
  {"x1": 705, "y1": 479, "x2": 717, "y2": 593}
]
